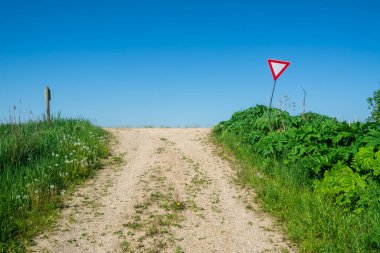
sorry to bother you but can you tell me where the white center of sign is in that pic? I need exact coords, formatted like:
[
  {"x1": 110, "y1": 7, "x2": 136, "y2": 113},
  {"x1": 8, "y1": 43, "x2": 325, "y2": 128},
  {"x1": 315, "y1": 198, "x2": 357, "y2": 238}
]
[{"x1": 271, "y1": 62, "x2": 287, "y2": 76}]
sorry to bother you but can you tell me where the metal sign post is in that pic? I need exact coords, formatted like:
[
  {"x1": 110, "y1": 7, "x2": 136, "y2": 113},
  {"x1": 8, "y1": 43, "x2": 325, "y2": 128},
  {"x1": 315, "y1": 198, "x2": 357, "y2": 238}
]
[{"x1": 269, "y1": 80, "x2": 277, "y2": 108}]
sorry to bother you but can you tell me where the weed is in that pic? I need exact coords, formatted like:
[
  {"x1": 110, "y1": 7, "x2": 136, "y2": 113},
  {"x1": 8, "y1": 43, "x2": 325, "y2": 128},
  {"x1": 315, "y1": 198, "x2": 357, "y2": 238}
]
[
  {"x1": 124, "y1": 221, "x2": 142, "y2": 230},
  {"x1": 174, "y1": 245, "x2": 185, "y2": 253},
  {"x1": 112, "y1": 155, "x2": 124, "y2": 166},
  {"x1": 121, "y1": 240, "x2": 131, "y2": 252},
  {"x1": 146, "y1": 225, "x2": 159, "y2": 236}
]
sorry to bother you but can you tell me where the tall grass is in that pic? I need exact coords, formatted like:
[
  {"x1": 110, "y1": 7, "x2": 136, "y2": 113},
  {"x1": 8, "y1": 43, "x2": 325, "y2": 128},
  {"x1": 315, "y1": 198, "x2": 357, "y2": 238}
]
[{"x1": 0, "y1": 118, "x2": 110, "y2": 252}]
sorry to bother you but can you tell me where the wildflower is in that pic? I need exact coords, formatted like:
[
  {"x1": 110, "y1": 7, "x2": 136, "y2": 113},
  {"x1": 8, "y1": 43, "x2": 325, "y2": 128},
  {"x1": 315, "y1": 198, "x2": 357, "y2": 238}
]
[
  {"x1": 60, "y1": 190, "x2": 66, "y2": 196},
  {"x1": 34, "y1": 190, "x2": 39, "y2": 194},
  {"x1": 50, "y1": 185, "x2": 55, "y2": 189}
]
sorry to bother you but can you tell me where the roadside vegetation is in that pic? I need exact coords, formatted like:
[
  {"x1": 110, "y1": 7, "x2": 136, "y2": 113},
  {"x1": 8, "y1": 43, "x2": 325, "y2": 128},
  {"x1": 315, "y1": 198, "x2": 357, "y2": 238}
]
[
  {"x1": 213, "y1": 88, "x2": 380, "y2": 252},
  {"x1": 0, "y1": 118, "x2": 110, "y2": 252}
]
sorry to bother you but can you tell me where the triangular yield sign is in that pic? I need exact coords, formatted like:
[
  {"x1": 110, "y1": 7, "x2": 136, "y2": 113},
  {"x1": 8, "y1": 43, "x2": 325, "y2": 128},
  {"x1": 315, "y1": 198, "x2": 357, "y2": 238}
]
[{"x1": 268, "y1": 59, "x2": 291, "y2": 80}]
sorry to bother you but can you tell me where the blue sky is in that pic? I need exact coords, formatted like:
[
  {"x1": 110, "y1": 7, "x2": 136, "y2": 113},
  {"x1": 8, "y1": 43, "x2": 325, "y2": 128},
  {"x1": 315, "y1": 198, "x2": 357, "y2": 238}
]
[{"x1": 1, "y1": 0, "x2": 379, "y2": 127}]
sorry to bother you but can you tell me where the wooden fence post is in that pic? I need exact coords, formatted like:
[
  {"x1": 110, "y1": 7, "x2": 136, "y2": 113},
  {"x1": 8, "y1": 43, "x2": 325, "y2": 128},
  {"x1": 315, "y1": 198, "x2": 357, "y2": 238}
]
[{"x1": 45, "y1": 86, "x2": 51, "y2": 122}]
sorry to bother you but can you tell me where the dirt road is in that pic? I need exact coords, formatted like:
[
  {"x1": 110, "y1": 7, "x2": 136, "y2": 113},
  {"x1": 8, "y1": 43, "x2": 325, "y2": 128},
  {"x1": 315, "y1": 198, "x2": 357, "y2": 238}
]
[{"x1": 31, "y1": 128, "x2": 296, "y2": 253}]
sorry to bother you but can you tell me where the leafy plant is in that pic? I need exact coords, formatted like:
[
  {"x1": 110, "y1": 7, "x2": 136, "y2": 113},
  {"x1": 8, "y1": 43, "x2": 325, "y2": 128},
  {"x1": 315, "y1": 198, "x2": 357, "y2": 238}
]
[
  {"x1": 352, "y1": 147, "x2": 380, "y2": 178},
  {"x1": 316, "y1": 163, "x2": 368, "y2": 214}
]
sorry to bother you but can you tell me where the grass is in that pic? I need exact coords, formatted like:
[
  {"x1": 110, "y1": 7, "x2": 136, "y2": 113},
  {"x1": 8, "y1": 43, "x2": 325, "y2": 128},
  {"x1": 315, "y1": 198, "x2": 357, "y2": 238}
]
[
  {"x1": 122, "y1": 159, "x2": 189, "y2": 252},
  {"x1": 174, "y1": 245, "x2": 185, "y2": 253},
  {"x1": 121, "y1": 239, "x2": 131, "y2": 252},
  {"x1": 212, "y1": 134, "x2": 380, "y2": 252},
  {"x1": 0, "y1": 118, "x2": 110, "y2": 252}
]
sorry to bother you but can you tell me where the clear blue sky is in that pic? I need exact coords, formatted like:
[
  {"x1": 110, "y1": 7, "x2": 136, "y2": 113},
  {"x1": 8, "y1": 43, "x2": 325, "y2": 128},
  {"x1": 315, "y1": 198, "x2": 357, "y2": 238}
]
[{"x1": 1, "y1": 0, "x2": 379, "y2": 127}]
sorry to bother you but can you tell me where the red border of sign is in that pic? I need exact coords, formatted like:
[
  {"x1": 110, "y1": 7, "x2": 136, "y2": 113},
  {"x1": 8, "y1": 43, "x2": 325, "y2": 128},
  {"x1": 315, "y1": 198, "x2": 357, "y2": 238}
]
[{"x1": 268, "y1": 59, "x2": 291, "y2": 80}]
